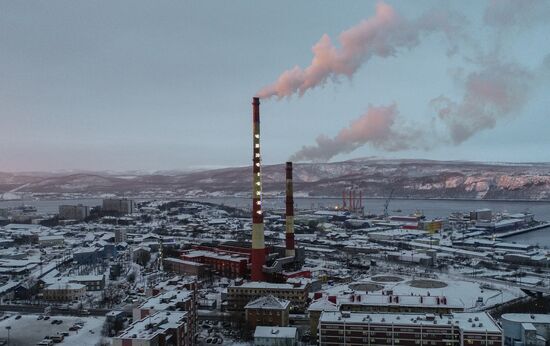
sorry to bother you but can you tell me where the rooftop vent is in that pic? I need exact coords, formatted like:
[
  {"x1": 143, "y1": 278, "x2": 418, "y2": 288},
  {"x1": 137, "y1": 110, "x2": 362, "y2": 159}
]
[{"x1": 271, "y1": 329, "x2": 279, "y2": 335}]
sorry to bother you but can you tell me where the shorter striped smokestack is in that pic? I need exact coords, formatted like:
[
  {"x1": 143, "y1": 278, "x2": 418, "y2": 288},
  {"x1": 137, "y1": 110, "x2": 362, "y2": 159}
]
[{"x1": 285, "y1": 162, "x2": 295, "y2": 257}]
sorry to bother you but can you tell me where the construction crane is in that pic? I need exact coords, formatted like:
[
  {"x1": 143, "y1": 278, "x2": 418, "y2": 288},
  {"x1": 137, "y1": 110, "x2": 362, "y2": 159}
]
[{"x1": 383, "y1": 188, "x2": 394, "y2": 219}]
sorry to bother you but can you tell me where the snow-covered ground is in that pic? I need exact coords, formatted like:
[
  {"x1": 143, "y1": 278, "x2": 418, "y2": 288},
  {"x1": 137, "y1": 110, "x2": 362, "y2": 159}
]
[{"x1": 0, "y1": 313, "x2": 105, "y2": 346}]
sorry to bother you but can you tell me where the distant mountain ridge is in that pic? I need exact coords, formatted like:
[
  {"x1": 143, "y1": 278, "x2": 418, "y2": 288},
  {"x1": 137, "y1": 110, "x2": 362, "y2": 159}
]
[{"x1": 2, "y1": 158, "x2": 550, "y2": 200}]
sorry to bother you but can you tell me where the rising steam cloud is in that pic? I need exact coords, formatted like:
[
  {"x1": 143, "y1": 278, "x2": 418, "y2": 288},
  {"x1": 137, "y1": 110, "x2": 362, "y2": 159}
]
[
  {"x1": 262, "y1": 2, "x2": 550, "y2": 162},
  {"x1": 431, "y1": 58, "x2": 534, "y2": 145},
  {"x1": 290, "y1": 104, "x2": 429, "y2": 162},
  {"x1": 257, "y1": 2, "x2": 464, "y2": 99},
  {"x1": 292, "y1": 56, "x2": 549, "y2": 163}
]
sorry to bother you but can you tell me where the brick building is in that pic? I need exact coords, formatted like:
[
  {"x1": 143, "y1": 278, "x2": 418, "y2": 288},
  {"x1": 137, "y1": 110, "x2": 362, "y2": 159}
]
[
  {"x1": 181, "y1": 249, "x2": 248, "y2": 278},
  {"x1": 245, "y1": 295, "x2": 290, "y2": 330},
  {"x1": 163, "y1": 257, "x2": 209, "y2": 279},
  {"x1": 227, "y1": 281, "x2": 309, "y2": 313}
]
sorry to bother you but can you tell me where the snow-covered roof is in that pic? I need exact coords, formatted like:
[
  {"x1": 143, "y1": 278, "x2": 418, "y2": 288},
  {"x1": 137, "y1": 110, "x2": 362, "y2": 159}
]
[
  {"x1": 116, "y1": 311, "x2": 187, "y2": 341},
  {"x1": 245, "y1": 295, "x2": 290, "y2": 310},
  {"x1": 308, "y1": 296, "x2": 339, "y2": 312},
  {"x1": 184, "y1": 250, "x2": 247, "y2": 263},
  {"x1": 320, "y1": 311, "x2": 501, "y2": 333},
  {"x1": 502, "y1": 314, "x2": 550, "y2": 324},
  {"x1": 254, "y1": 326, "x2": 297, "y2": 339},
  {"x1": 44, "y1": 282, "x2": 86, "y2": 290},
  {"x1": 138, "y1": 289, "x2": 193, "y2": 311},
  {"x1": 335, "y1": 293, "x2": 463, "y2": 309},
  {"x1": 233, "y1": 281, "x2": 307, "y2": 290}
]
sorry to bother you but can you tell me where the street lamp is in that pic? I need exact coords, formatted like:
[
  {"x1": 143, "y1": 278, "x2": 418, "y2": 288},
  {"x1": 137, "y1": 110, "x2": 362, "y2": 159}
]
[{"x1": 5, "y1": 326, "x2": 11, "y2": 346}]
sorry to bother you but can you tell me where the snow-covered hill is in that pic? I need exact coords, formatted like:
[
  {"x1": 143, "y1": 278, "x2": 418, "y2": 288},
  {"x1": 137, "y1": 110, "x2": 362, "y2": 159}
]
[{"x1": 2, "y1": 158, "x2": 550, "y2": 200}]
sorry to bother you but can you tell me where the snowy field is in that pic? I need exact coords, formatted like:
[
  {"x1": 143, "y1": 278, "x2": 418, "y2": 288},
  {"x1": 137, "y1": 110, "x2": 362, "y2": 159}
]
[{"x1": 0, "y1": 313, "x2": 105, "y2": 346}]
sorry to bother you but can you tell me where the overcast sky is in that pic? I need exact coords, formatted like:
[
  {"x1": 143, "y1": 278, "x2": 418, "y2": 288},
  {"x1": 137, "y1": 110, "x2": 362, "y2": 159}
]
[{"x1": 1, "y1": 1, "x2": 549, "y2": 172}]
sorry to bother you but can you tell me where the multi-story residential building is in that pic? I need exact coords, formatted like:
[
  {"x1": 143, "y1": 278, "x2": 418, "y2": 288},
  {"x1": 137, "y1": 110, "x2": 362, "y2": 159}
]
[
  {"x1": 245, "y1": 295, "x2": 290, "y2": 330},
  {"x1": 227, "y1": 281, "x2": 310, "y2": 313},
  {"x1": 42, "y1": 283, "x2": 86, "y2": 301},
  {"x1": 114, "y1": 228, "x2": 127, "y2": 243},
  {"x1": 254, "y1": 326, "x2": 298, "y2": 346},
  {"x1": 308, "y1": 293, "x2": 464, "y2": 339},
  {"x1": 58, "y1": 204, "x2": 90, "y2": 221},
  {"x1": 318, "y1": 311, "x2": 501, "y2": 346},
  {"x1": 102, "y1": 198, "x2": 135, "y2": 215},
  {"x1": 146, "y1": 276, "x2": 198, "y2": 298},
  {"x1": 112, "y1": 311, "x2": 191, "y2": 346},
  {"x1": 133, "y1": 287, "x2": 197, "y2": 343}
]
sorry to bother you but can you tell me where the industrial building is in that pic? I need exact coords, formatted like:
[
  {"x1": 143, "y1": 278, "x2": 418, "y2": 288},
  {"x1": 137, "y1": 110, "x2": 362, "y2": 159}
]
[
  {"x1": 175, "y1": 98, "x2": 304, "y2": 283},
  {"x1": 163, "y1": 257, "x2": 209, "y2": 279},
  {"x1": 501, "y1": 313, "x2": 550, "y2": 346},
  {"x1": 181, "y1": 247, "x2": 249, "y2": 278}
]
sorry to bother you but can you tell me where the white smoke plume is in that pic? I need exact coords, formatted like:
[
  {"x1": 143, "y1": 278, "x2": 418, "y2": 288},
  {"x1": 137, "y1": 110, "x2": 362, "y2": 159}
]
[
  {"x1": 257, "y1": 2, "x2": 464, "y2": 99},
  {"x1": 290, "y1": 104, "x2": 430, "y2": 162},
  {"x1": 430, "y1": 57, "x2": 534, "y2": 145},
  {"x1": 292, "y1": 55, "x2": 550, "y2": 162}
]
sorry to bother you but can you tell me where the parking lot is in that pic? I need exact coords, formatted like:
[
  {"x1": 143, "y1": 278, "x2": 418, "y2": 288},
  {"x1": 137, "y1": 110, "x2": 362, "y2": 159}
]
[{"x1": 0, "y1": 313, "x2": 105, "y2": 346}]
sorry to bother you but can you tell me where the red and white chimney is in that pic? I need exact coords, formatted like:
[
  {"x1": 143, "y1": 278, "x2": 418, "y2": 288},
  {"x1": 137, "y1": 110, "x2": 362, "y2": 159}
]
[
  {"x1": 251, "y1": 97, "x2": 265, "y2": 281},
  {"x1": 285, "y1": 162, "x2": 295, "y2": 257}
]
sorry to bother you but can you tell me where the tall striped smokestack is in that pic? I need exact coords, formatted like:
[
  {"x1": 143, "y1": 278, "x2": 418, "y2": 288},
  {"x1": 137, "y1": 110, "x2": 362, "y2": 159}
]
[
  {"x1": 285, "y1": 162, "x2": 295, "y2": 257},
  {"x1": 251, "y1": 97, "x2": 265, "y2": 281}
]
